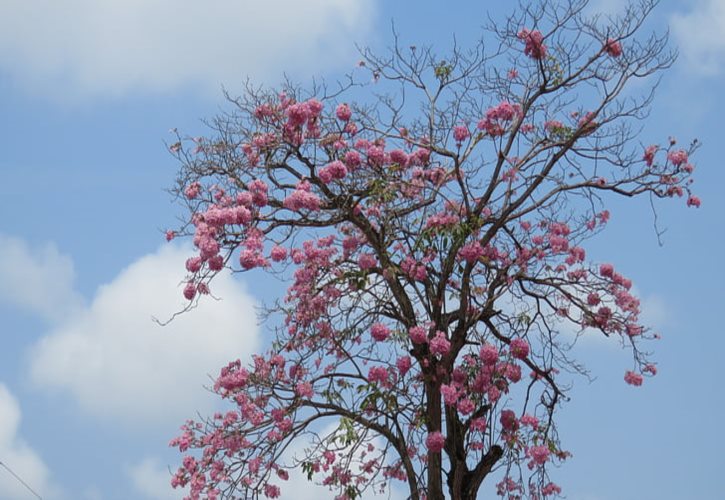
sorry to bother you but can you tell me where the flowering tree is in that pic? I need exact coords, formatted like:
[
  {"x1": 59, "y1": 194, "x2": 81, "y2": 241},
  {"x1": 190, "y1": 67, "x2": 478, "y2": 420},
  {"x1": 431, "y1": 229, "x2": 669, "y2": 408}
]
[{"x1": 165, "y1": 1, "x2": 700, "y2": 498}]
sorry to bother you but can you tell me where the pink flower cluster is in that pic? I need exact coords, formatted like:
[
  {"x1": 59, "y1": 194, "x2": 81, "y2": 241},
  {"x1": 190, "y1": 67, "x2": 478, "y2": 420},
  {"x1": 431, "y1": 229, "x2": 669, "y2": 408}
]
[
  {"x1": 478, "y1": 101, "x2": 522, "y2": 136},
  {"x1": 429, "y1": 331, "x2": 451, "y2": 356},
  {"x1": 604, "y1": 38, "x2": 623, "y2": 57},
  {"x1": 624, "y1": 370, "x2": 643, "y2": 386},
  {"x1": 425, "y1": 431, "x2": 446, "y2": 453},
  {"x1": 518, "y1": 28, "x2": 547, "y2": 60},
  {"x1": 318, "y1": 160, "x2": 348, "y2": 184},
  {"x1": 453, "y1": 125, "x2": 471, "y2": 144},
  {"x1": 510, "y1": 338, "x2": 530, "y2": 360},
  {"x1": 283, "y1": 181, "x2": 322, "y2": 211},
  {"x1": 370, "y1": 322, "x2": 391, "y2": 342}
]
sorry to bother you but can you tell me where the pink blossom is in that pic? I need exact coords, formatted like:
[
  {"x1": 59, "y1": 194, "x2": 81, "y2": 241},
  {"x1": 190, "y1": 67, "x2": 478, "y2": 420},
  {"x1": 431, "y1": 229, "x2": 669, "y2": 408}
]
[
  {"x1": 542, "y1": 482, "x2": 562, "y2": 496},
  {"x1": 544, "y1": 120, "x2": 564, "y2": 133},
  {"x1": 264, "y1": 484, "x2": 281, "y2": 498},
  {"x1": 425, "y1": 431, "x2": 446, "y2": 453},
  {"x1": 457, "y1": 398, "x2": 475, "y2": 415},
  {"x1": 344, "y1": 150, "x2": 362, "y2": 169},
  {"x1": 183, "y1": 282, "x2": 197, "y2": 300},
  {"x1": 578, "y1": 111, "x2": 597, "y2": 132},
  {"x1": 459, "y1": 241, "x2": 484, "y2": 264},
  {"x1": 509, "y1": 338, "x2": 529, "y2": 360},
  {"x1": 667, "y1": 149, "x2": 688, "y2": 166},
  {"x1": 520, "y1": 413, "x2": 539, "y2": 428},
  {"x1": 283, "y1": 181, "x2": 322, "y2": 211},
  {"x1": 479, "y1": 344, "x2": 499, "y2": 364},
  {"x1": 518, "y1": 28, "x2": 547, "y2": 60},
  {"x1": 453, "y1": 125, "x2": 471, "y2": 144},
  {"x1": 389, "y1": 149, "x2": 409, "y2": 167},
  {"x1": 366, "y1": 145, "x2": 385, "y2": 166},
  {"x1": 600, "y1": 263, "x2": 615, "y2": 278},
  {"x1": 370, "y1": 322, "x2": 391, "y2": 342},
  {"x1": 504, "y1": 363, "x2": 522, "y2": 383},
  {"x1": 487, "y1": 386, "x2": 501, "y2": 402},
  {"x1": 687, "y1": 195, "x2": 701, "y2": 208},
  {"x1": 336, "y1": 103, "x2": 352, "y2": 121},
  {"x1": 368, "y1": 366, "x2": 389, "y2": 385},
  {"x1": 486, "y1": 101, "x2": 521, "y2": 122},
  {"x1": 186, "y1": 256, "x2": 203, "y2": 273},
  {"x1": 239, "y1": 249, "x2": 267, "y2": 270},
  {"x1": 500, "y1": 409, "x2": 519, "y2": 432},
  {"x1": 396, "y1": 356, "x2": 412, "y2": 375},
  {"x1": 441, "y1": 383, "x2": 460, "y2": 406},
  {"x1": 643, "y1": 145, "x2": 657, "y2": 166},
  {"x1": 208, "y1": 255, "x2": 224, "y2": 271},
  {"x1": 409, "y1": 325, "x2": 428, "y2": 344},
  {"x1": 295, "y1": 381, "x2": 314, "y2": 398},
  {"x1": 430, "y1": 331, "x2": 451, "y2": 356},
  {"x1": 643, "y1": 363, "x2": 658, "y2": 375},
  {"x1": 286, "y1": 102, "x2": 310, "y2": 128},
  {"x1": 624, "y1": 370, "x2": 643, "y2": 386},
  {"x1": 527, "y1": 445, "x2": 550, "y2": 467},
  {"x1": 270, "y1": 246, "x2": 288, "y2": 262},
  {"x1": 604, "y1": 38, "x2": 623, "y2": 57},
  {"x1": 470, "y1": 418, "x2": 487, "y2": 432},
  {"x1": 306, "y1": 98, "x2": 324, "y2": 117},
  {"x1": 165, "y1": 230, "x2": 176, "y2": 241},
  {"x1": 184, "y1": 182, "x2": 201, "y2": 199},
  {"x1": 358, "y1": 253, "x2": 377, "y2": 270},
  {"x1": 318, "y1": 160, "x2": 348, "y2": 183}
]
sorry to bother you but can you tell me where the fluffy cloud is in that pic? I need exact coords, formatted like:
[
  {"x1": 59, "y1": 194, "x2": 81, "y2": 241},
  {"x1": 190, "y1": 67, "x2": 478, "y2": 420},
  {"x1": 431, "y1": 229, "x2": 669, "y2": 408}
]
[
  {"x1": 671, "y1": 0, "x2": 725, "y2": 74},
  {"x1": 0, "y1": 384, "x2": 56, "y2": 500},
  {"x1": 128, "y1": 457, "x2": 184, "y2": 500},
  {"x1": 29, "y1": 243, "x2": 261, "y2": 426},
  {"x1": 0, "y1": 0, "x2": 375, "y2": 98},
  {"x1": 0, "y1": 234, "x2": 83, "y2": 323}
]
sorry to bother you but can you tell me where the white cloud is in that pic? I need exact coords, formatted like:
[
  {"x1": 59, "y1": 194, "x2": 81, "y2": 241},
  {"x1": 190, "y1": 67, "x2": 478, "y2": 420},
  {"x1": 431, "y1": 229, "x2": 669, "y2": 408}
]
[
  {"x1": 671, "y1": 0, "x2": 725, "y2": 75},
  {"x1": 0, "y1": 234, "x2": 83, "y2": 323},
  {"x1": 0, "y1": 384, "x2": 57, "y2": 500},
  {"x1": 128, "y1": 457, "x2": 184, "y2": 500},
  {"x1": 0, "y1": 0, "x2": 376, "y2": 98},
  {"x1": 29, "y1": 243, "x2": 261, "y2": 426}
]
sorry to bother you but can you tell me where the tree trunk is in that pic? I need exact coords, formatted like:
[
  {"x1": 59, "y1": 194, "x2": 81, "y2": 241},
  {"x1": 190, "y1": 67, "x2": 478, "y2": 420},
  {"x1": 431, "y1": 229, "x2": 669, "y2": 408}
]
[{"x1": 426, "y1": 382, "x2": 444, "y2": 499}]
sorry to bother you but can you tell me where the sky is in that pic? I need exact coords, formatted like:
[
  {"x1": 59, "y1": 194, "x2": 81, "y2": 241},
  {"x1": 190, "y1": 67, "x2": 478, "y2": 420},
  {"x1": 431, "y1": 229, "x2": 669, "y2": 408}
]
[{"x1": 0, "y1": 0, "x2": 723, "y2": 499}]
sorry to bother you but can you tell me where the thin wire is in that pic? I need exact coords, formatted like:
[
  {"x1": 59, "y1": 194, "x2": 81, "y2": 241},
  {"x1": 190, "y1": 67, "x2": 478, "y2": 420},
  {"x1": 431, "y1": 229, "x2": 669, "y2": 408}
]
[{"x1": 0, "y1": 459, "x2": 43, "y2": 499}]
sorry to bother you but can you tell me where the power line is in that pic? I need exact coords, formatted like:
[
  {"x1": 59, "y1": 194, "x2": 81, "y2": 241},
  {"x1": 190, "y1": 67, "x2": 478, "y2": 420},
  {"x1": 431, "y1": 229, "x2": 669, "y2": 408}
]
[{"x1": 0, "y1": 459, "x2": 43, "y2": 499}]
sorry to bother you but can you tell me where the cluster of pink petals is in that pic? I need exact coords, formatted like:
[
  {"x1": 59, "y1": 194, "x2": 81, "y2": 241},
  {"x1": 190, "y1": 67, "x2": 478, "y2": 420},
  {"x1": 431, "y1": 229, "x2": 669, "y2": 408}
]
[
  {"x1": 318, "y1": 160, "x2": 348, "y2": 184},
  {"x1": 526, "y1": 445, "x2": 551, "y2": 468},
  {"x1": 425, "y1": 431, "x2": 446, "y2": 453},
  {"x1": 518, "y1": 28, "x2": 547, "y2": 60},
  {"x1": 604, "y1": 38, "x2": 623, "y2": 57},
  {"x1": 509, "y1": 338, "x2": 530, "y2": 360},
  {"x1": 624, "y1": 370, "x2": 643, "y2": 386},
  {"x1": 453, "y1": 125, "x2": 471, "y2": 144},
  {"x1": 478, "y1": 101, "x2": 522, "y2": 136},
  {"x1": 370, "y1": 322, "x2": 391, "y2": 342},
  {"x1": 458, "y1": 241, "x2": 485, "y2": 264},
  {"x1": 667, "y1": 149, "x2": 689, "y2": 166},
  {"x1": 429, "y1": 331, "x2": 451, "y2": 356},
  {"x1": 283, "y1": 181, "x2": 322, "y2": 211},
  {"x1": 409, "y1": 325, "x2": 428, "y2": 344},
  {"x1": 335, "y1": 103, "x2": 352, "y2": 121}
]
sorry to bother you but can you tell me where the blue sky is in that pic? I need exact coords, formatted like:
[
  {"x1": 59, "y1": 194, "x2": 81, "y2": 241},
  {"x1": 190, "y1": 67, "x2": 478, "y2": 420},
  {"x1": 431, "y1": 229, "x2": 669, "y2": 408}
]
[{"x1": 0, "y1": 0, "x2": 723, "y2": 499}]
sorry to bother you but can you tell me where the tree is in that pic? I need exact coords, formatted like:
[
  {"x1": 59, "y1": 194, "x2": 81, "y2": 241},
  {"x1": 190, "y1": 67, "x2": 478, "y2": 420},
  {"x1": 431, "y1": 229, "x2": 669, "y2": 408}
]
[{"x1": 165, "y1": 1, "x2": 700, "y2": 498}]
